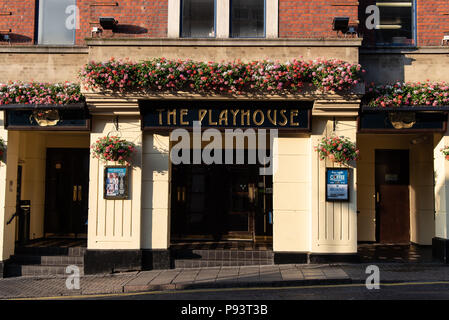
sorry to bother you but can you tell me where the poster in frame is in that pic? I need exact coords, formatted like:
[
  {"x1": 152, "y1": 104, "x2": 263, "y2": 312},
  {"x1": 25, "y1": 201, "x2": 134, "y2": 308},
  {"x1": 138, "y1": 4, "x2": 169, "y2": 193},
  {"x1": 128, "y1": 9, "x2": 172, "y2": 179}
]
[
  {"x1": 326, "y1": 168, "x2": 350, "y2": 202},
  {"x1": 104, "y1": 166, "x2": 129, "y2": 200}
]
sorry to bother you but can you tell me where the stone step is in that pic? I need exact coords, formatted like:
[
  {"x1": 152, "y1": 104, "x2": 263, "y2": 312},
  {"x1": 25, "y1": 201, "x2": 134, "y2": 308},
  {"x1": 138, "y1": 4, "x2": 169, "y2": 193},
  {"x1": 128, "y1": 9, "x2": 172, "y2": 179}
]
[
  {"x1": 174, "y1": 259, "x2": 274, "y2": 269},
  {"x1": 172, "y1": 249, "x2": 274, "y2": 261},
  {"x1": 5, "y1": 263, "x2": 84, "y2": 277},
  {"x1": 9, "y1": 254, "x2": 84, "y2": 266},
  {"x1": 14, "y1": 246, "x2": 86, "y2": 257}
]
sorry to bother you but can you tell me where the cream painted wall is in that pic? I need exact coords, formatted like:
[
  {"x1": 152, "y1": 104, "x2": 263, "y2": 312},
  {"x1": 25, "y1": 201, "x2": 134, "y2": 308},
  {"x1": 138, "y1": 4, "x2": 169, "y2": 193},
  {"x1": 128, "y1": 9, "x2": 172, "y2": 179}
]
[
  {"x1": 273, "y1": 134, "x2": 311, "y2": 252},
  {"x1": 141, "y1": 133, "x2": 171, "y2": 250},
  {"x1": 357, "y1": 134, "x2": 435, "y2": 245},
  {"x1": 88, "y1": 116, "x2": 143, "y2": 250},
  {"x1": 311, "y1": 118, "x2": 358, "y2": 254}
]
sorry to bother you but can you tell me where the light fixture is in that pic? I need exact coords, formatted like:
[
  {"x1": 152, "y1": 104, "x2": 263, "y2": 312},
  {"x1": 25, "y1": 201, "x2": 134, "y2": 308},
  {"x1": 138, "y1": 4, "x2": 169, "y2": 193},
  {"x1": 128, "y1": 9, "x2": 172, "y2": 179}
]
[
  {"x1": 99, "y1": 17, "x2": 118, "y2": 30},
  {"x1": 443, "y1": 33, "x2": 449, "y2": 46},
  {"x1": 332, "y1": 17, "x2": 350, "y2": 33}
]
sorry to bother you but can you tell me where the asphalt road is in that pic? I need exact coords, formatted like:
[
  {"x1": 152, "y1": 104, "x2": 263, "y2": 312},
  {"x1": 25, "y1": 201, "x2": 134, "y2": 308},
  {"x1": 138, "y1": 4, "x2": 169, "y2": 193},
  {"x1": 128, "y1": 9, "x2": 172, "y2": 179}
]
[{"x1": 66, "y1": 281, "x2": 449, "y2": 300}]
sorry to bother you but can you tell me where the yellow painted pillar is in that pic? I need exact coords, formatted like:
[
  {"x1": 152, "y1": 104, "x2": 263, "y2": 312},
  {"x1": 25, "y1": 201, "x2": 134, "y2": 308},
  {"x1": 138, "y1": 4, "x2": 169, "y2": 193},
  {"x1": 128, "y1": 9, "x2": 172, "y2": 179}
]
[
  {"x1": 141, "y1": 132, "x2": 171, "y2": 250},
  {"x1": 310, "y1": 118, "x2": 358, "y2": 256},
  {"x1": 87, "y1": 116, "x2": 143, "y2": 250},
  {"x1": 272, "y1": 134, "x2": 311, "y2": 254},
  {"x1": 433, "y1": 132, "x2": 449, "y2": 262}
]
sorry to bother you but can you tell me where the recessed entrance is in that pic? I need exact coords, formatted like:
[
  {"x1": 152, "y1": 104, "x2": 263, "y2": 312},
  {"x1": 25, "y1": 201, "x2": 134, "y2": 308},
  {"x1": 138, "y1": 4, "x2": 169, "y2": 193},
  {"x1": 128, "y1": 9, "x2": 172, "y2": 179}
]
[
  {"x1": 44, "y1": 148, "x2": 90, "y2": 237},
  {"x1": 171, "y1": 163, "x2": 273, "y2": 242},
  {"x1": 375, "y1": 149, "x2": 410, "y2": 243}
]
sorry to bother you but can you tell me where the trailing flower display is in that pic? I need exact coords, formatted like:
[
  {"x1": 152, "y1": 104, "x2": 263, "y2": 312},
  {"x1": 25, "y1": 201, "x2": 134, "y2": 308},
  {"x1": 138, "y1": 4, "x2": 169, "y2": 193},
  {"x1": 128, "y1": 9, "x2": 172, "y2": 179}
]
[
  {"x1": 0, "y1": 82, "x2": 85, "y2": 105},
  {"x1": 365, "y1": 82, "x2": 449, "y2": 107},
  {"x1": 315, "y1": 136, "x2": 359, "y2": 165},
  {"x1": 80, "y1": 57, "x2": 364, "y2": 94},
  {"x1": 91, "y1": 136, "x2": 137, "y2": 165}
]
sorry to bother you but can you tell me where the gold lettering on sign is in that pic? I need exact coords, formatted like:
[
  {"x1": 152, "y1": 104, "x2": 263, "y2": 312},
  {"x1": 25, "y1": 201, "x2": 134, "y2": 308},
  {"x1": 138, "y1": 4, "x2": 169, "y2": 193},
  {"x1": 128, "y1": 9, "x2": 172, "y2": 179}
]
[
  {"x1": 278, "y1": 110, "x2": 288, "y2": 126},
  {"x1": 230, "y1": 109, "x2": 240, "y2": 126},
  {"x1": 156, "y1": 109, "x2": 164, "y2": 125},
  {"x1": 208, "y1": 109, "x2": 217, "y2": 126},
  {"x1": 241, "y1": 110, "x2": 250, "y2": 126},
  {"x1": 219, "y1": 110, "x2": 229, "y2": 126},
  {"x1": 167, "y1": 109, "x2": 177, "y2": 125},
  {"x1": 267, "y1": 109, "x2": 277, "y2": 126},
  {"x1": 290, "y1": 109, "x2": 299, "y2": 126},
  {"x1": 253, "y1": 109, "x2": 265, "y2": 126},
  {"x1": 198, "y1": 109, "x2": 207, "y2": 123},
  {"x1": 180, "y1": 109, "x2": 189, "y2": 125}
]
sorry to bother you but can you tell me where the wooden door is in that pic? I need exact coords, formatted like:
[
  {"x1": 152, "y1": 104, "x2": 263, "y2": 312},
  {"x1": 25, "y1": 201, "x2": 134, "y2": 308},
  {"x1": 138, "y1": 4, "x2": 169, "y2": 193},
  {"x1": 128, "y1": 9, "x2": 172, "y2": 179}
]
[
  {"x1": 44, "y1": 148, "x2": 89, "y2": 236},
  {"x1": 375, "y1": 150, "x2": 410, "y2": 243}
]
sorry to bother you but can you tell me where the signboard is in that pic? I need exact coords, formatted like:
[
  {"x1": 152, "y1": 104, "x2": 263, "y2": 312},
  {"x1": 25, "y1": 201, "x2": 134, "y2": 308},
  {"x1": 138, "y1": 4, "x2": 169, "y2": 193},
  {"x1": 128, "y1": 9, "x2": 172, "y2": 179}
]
[
  {"x1": 104, "y1": 166, "x2": 129, "y2": 200},
  {"x1": 4, "y1": 108, "x2": 91, "y2": 131},
  {"x1": 359, "y1": 111, "x2": 447, "y2": 133},
  {"x1": 140, "y1": 100, "x2": 313, "y2": 131},
  {"x1": 326, "y1": 168, "x2": 349, "y2": 202}
]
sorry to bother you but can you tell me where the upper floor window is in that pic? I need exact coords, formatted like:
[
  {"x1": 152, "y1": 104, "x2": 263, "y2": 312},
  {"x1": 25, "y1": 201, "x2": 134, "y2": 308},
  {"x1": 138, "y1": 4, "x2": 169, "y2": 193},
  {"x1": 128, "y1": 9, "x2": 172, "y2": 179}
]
[
  {"x1": 38, "y1": 0, "x2": 76, "y2": 45},
  {"x1": 181, "y1": 0, "x2": 215, "y2": 38},
  {"x1": 169, "y1": 0, "x2": 277, "y2": 38},
  {"x1": 375, "y1": 0, "x2": 415, "y2": 46},
  {"x1": 230, "y1": 0, "x2": 265, "y2": 38}
]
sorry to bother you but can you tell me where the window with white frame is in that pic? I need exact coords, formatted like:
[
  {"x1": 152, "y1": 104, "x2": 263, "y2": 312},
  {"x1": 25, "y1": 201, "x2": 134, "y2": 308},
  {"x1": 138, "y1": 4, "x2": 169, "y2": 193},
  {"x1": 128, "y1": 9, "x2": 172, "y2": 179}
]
[
  {"x1": 375, "y1": 0, "x2": 415, "y2": 46},
  {"x1": 169, "y1": 0, "x2": 277, "y2": 38},
  {"x1": 230, "y1": 0, "x2": 265, "y2": 38},
  {"x1": 38, "y1": 0, "x2": 76, "y2": 45},
  {"x1": 181, "y1": 0, "x2": 216, "y2": 38}
]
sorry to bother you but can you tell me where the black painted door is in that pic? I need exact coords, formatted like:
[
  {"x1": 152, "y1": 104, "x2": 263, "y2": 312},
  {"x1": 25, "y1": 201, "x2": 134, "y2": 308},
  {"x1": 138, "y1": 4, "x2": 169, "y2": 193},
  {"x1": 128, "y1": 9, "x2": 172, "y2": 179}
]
[
  {"x1": 44, "y1": 148, "x2": 89, "y2": 236},
  {"x1": 375, "y1": 149, "x2": 410, "y2": 243}
]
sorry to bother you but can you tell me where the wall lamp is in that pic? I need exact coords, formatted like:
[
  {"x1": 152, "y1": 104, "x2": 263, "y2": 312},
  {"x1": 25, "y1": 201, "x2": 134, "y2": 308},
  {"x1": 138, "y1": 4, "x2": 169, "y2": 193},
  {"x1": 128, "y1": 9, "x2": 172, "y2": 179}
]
[
  {"x1": 333, "y1": 17, "x2": 350, "y2": 34},
  {"x1": 99, "y1": 17, "x2": 118, "y2": 30}
]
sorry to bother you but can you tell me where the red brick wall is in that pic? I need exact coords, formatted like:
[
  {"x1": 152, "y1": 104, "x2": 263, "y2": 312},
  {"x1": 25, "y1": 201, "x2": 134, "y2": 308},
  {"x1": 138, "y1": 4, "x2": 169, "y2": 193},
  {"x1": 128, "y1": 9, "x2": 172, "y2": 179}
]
[
  {"x1": 76, "y1": 0, "x2": 167, "y2": 44},
  {"x1": 417, "y1": 0, "x2": 449, "y2": 46},
  {"x1": 279, "y1": 1, "x2": 359, "y2": 38},
  {"x1": 0, "y1": 0, "x2": 167, "y2": 45},
  {"x1": 0, "y1": 0, "x2": 36, "y2": 44},
  {"x1": 0, "y1": 0, "x2": 447, "y2": 46}
]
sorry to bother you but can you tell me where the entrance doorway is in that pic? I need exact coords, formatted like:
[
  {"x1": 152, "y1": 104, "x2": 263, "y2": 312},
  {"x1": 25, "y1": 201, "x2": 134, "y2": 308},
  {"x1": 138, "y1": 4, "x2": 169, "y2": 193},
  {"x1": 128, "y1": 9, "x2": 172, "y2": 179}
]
[
  {"x1": 44, "y1": 148, "x2": 90, "y2": 237},
  {"x1": 375, "y1": 149, "x2": 410, "y2": 243},
  {"x1": 171, "y1": 164, "x2": 273, "y2": 241}
]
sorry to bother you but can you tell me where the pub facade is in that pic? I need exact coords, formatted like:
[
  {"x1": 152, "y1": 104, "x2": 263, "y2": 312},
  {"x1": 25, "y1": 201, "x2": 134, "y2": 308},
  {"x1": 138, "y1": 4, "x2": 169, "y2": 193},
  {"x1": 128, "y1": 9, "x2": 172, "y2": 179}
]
[{"x1": 0, "y1": 0, "x2": 449, "y2": 276}]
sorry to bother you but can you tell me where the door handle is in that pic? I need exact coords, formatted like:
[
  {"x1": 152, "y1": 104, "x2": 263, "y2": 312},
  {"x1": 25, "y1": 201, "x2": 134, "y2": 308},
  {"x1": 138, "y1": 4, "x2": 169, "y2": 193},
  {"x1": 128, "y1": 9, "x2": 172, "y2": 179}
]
[
  {"x1": 78, "y1": 185, "x2": 82, "y2": 202},
  {"x1": 376, "y1": 192, "x2": 380, "y2": 203},
  {"x1": 73, "y1": 185, "x2": 78, "y2": 202}
]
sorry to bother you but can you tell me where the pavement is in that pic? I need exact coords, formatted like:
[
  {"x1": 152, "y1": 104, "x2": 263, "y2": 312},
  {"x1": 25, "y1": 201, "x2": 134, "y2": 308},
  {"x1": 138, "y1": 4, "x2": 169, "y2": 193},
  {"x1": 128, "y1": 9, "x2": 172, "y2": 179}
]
[{"x1": 0, "y1": 263, "x2": 448, "y2": 299}]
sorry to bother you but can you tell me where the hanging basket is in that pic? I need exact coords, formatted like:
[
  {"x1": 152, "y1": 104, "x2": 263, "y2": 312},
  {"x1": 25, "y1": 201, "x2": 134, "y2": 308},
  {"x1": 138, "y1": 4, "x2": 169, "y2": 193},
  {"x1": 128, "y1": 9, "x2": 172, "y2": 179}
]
[
  {"x1": 315, "y1": 136, "x2": 359, "y2": 166},
  {"x1": 91, "y1": 136, "x2": 137, "y2": 165},
  {"x1": 440, "y1": 146, "x2": 449, "y2": 161}
]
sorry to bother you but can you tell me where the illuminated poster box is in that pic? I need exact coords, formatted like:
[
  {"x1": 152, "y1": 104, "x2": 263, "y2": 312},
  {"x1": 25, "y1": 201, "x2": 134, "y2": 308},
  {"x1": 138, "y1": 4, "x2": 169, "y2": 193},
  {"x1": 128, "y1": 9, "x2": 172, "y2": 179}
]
[{"x1": 326, "y1": 168, "x2": 349, "y2": 202}]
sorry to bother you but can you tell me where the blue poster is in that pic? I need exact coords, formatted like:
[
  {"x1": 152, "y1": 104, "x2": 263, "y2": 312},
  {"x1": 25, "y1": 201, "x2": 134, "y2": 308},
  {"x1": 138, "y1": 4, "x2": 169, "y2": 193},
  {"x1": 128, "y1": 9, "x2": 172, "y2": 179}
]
[
  {"x1": 326, "y1": 169, "x2": 349, "y2": 201},
  {"x1": 105, "y1": 167, "x2": 127, "y2": 197}
]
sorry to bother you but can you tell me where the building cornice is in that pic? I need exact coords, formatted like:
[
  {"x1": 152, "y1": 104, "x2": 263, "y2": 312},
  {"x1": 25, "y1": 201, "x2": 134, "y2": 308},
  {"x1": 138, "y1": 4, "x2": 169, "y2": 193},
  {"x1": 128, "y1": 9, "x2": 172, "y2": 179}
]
[{"x1": 85, "y1": 38, "x2": 363, "y2": 48}]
